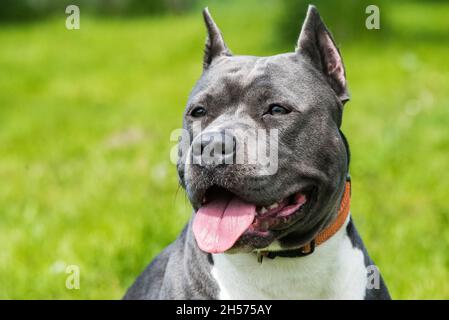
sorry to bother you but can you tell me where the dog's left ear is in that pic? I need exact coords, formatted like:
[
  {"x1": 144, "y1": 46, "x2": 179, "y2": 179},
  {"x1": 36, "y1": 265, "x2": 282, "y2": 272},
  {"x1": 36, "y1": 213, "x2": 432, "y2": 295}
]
[
  {"x1": 202, "y1": 8, "x2": 232, "y2": 69},
  {"x1": 296, "y1": 5, "x2": 350, "y2": 104}
]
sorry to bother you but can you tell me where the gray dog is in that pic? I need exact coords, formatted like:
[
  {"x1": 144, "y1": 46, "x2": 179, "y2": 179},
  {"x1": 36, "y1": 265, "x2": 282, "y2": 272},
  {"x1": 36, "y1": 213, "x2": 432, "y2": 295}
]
[{"x1": 124, "y1": 5, "x2": 390, "y2": 300}]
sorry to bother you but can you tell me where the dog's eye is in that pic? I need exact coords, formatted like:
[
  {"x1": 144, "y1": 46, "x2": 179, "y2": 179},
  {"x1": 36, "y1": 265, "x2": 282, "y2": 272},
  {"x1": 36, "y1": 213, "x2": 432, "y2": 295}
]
[
  {"x1": 190, "y1": 106, "x2": 207, "y2": 118},
  {"x1": 267, "y1": 104, "x2": 290, "y2": 116}
]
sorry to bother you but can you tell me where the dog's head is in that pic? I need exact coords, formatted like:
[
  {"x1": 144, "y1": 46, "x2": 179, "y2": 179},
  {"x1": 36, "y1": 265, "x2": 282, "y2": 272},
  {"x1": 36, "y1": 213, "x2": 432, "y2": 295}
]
[{"x1": 178, "y1": 6, "x2": 350, "y2": 253}]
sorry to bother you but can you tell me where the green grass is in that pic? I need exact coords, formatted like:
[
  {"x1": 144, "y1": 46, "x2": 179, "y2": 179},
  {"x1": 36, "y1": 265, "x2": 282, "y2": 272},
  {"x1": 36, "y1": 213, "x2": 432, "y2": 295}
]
[{"x1": 0, "y1": 1, "x2": 448, "y2": 299}]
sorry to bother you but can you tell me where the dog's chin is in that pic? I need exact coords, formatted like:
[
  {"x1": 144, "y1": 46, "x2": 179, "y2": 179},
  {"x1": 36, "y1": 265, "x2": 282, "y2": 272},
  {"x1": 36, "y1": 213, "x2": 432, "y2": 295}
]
[
  {"x1": 229, "y1": 217, "x2": 322, "y2": 253},
  {"x1": 190, "y1": 184, "x2": 317, "y2": 254},
  {"x1": 227, "y1": 206, "x2": 316, "y2": 253}
]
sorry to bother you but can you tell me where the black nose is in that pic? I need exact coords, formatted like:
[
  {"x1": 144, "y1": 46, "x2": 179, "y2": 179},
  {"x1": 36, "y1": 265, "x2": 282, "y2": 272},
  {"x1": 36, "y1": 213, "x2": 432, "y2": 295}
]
[{"x1": 192, "y1": 131, "x2": 236, "y2": 166}]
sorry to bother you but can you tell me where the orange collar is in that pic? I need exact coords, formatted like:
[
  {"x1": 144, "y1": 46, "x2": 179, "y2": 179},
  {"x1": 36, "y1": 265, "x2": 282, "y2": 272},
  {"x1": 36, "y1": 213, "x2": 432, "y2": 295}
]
[{"x1": 257, "y1": 180, "x2": 351, "y2": 262}]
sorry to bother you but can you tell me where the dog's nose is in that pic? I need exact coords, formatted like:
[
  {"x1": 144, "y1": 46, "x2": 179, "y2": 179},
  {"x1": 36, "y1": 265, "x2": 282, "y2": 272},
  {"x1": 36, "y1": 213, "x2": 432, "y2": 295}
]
[{"x1": 192, "y1": 131, "x2": 236, "y2": 166}]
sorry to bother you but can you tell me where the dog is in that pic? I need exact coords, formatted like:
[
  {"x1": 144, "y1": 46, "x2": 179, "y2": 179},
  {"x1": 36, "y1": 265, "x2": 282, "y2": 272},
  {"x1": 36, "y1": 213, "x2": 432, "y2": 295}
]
[{"x1": 124, "y1": 5, "x2": 391, "y2": 300}]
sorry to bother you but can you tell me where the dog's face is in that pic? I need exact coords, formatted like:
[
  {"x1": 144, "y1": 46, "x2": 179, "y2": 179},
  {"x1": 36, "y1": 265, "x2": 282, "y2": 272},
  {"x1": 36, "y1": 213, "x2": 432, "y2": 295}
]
[{"x1": 178, "y1": 6, "x2": 350, "y2": 253}]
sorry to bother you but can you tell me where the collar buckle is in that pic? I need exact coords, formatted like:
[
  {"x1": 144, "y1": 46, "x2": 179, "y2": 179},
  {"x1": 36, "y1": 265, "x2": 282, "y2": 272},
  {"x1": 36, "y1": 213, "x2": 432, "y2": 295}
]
[
  {"x1": 256, "y1": 239, "x2": 316, "y2": 263},
  {"x1": 298, "y1": 239, "x2": 316, "y2": 256}
]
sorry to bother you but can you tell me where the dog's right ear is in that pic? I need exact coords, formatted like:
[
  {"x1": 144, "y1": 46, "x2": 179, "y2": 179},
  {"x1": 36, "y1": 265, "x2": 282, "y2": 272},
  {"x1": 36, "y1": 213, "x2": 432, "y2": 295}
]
[{"x1": 202, "y1": 8, "x2": 232, "y2": 69}]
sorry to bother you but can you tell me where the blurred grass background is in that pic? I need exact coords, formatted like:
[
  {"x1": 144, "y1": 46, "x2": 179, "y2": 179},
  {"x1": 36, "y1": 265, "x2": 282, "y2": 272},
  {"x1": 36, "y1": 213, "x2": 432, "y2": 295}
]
[{"x1": 0, "y1": 0, "x2": 448, "y2": 299}]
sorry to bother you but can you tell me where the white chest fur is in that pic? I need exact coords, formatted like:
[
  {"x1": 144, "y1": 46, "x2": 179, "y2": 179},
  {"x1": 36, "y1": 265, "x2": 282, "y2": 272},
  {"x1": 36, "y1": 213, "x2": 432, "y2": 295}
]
[{"x1": 211, "y1": 216, "x2": 367, "y2": 299}]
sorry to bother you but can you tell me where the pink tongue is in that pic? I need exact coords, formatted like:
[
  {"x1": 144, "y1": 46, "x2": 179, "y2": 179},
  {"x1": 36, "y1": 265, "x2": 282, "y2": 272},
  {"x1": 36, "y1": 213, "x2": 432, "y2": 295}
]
[{"x1": 192, "y1": 194, "x2": 256, "y2": 253}]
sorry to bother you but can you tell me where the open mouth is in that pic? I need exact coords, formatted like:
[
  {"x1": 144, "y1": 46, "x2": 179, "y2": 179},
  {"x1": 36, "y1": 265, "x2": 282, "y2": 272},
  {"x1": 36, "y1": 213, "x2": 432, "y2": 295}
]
[{"x1": 192, "y1": 186, "x2": 312, "y2": 254}]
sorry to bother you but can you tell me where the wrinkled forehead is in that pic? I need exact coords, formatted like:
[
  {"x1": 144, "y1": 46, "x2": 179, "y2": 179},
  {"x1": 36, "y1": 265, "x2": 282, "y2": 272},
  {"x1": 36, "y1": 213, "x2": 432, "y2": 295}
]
[
  {"x1": 188, "y1": 53, "x2": 326, "y2": 105},
  {"x1": 208, "y1": 55, "x2": 275, "y2": 85}
]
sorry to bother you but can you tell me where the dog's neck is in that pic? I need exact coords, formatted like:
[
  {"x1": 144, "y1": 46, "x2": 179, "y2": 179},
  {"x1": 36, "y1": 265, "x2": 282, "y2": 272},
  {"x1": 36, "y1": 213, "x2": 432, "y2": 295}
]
[{"x1": 210, "y1": 214, "x2": 369, "y2": 299}]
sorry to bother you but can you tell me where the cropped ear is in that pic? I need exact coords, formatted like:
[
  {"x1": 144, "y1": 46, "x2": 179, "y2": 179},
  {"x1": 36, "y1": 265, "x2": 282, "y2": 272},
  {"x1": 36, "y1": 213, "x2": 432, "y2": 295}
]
[
  {"x1": 202, "y1": 8, "x2": 232, "y2": 69},
  {"x1": 296, "y1": 5, "x2": 350, "y2": 103}
]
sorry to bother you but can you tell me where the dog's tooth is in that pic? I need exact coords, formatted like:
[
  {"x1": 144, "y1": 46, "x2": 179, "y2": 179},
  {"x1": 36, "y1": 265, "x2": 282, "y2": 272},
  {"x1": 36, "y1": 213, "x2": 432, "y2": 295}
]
[
  {"x1": 260, "y1": 207, "x2": 268, "y2": 215},
  {"x1": 269, "y1": 203, "x2": 279, "y2": 210}
]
